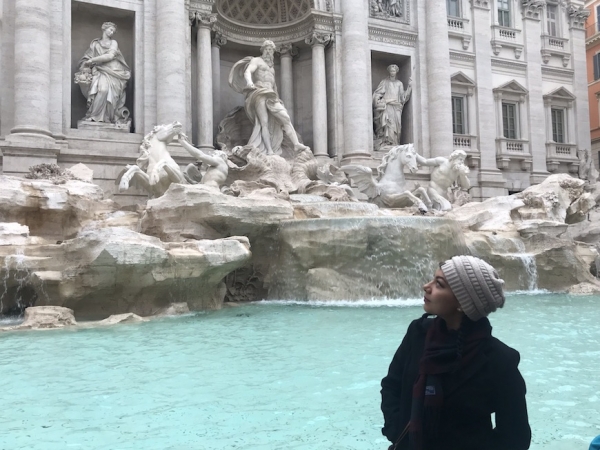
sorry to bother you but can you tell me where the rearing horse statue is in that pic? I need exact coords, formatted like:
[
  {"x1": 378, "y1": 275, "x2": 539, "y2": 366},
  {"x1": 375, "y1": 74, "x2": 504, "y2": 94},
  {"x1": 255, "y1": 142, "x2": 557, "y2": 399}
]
[{"x1": 342, "y1": 144, "x2": 432, "y2": 212}]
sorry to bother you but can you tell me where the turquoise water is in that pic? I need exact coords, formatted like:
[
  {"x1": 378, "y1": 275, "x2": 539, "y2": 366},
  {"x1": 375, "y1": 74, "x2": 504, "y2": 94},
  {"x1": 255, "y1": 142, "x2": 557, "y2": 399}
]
[{"x1": 1, "y1": 293, "x2": 599, "y2": 450}]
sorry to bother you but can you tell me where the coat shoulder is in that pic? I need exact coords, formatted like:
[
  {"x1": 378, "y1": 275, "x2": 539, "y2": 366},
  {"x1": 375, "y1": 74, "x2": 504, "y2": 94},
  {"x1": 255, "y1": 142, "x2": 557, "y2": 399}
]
[{"x1": 486, "y1": 336, "x2": 521, "y2": 369}]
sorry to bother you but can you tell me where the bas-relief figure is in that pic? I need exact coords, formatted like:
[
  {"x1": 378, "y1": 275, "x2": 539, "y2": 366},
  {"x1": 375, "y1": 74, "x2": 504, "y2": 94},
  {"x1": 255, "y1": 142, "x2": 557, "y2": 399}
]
[
  {"x1": 373, "y1": 65, "x2": 412, "y2": 150},
  {"x1": 229, "y1": 40, "x2": 309, "y2": 156},
  {"x1": 74, "y1": 22, "x2": 132, "y2": 130},
  {"x1": 342, "y1": 144, "x2": 431, "y2": 212},
  {"x1": 417, "y1": 149, "x2": 471, "y2": 211},
  {"x1": 178, "y1": 134, "x2": 229, "y2": 190},
  {"x1": 370, "y1": 0, "x2": 403, "y2": 20}
]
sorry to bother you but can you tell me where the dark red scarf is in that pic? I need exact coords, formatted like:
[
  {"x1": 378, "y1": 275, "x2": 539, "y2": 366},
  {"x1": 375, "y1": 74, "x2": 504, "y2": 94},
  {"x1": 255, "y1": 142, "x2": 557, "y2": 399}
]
[{"x1": 408, "y1": 314, "x2": 492, "y2": 450}]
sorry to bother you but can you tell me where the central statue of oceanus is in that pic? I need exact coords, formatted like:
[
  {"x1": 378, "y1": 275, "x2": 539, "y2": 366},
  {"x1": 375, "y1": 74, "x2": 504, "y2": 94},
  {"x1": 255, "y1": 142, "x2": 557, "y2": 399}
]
[{"x1": 342, "y1": 144, "x2": 431, "y2": 212}]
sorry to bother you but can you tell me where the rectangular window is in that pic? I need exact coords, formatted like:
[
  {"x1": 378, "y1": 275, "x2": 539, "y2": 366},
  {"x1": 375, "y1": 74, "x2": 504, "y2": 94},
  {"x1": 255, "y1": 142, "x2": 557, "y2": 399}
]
[
  {"x1": 551, "y1": 108, "x2": 565, "y2": 143},
  {"x1": 452, "y1": 96, "x2": 466, "y2": 135},
  {"x1": 597, "y1": 5, "x2": 600, "y2": 31},
  {"x1": 547, "y1": 4, "x2": 558, "y2": 36},
  {"x1": 502, "y1": 102, "x2": 518, "y2": 139},
  {"x1": 498, "y1": 0, "x2": 511, "y2": 27},
  {"x1": 594, "y1": 53, "x2": 600, "y2": 80},
  {"x1": 447, "y1": 0, "x2": 460, "y2": 17}
]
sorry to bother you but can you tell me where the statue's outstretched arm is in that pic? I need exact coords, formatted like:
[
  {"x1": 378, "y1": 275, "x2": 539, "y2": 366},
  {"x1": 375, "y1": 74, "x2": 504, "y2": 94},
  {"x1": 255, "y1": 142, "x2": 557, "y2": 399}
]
[
  {"x1": 180, "y1": 136, "x2": 222, "y2": 167},
  {"x1": 244, "y1": 60, "x2": 258, "y2": 87},
  {"x1": 416, "y1": 154, "x2": 443, "y2": 167}
]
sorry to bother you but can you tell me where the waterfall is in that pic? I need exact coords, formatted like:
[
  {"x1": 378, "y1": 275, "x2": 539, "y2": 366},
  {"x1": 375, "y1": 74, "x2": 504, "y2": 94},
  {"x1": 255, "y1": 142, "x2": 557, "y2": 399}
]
[
  {"x1": 506, "y1": 239, "x2": 539, "y2": 291},
  {"x1": 0, "y1": 249, "x2": 38, "y2": 316}
]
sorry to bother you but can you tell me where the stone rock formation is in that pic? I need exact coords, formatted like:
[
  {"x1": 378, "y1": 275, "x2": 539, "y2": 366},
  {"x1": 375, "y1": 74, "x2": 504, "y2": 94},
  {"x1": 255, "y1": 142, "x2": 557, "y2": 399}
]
[
  {"x1": 0, "y1": 227, "x2": 251, "y2": 319},
  {"x1": 2, "y1": 306, "x2": 77, "y2": 331},
  {"x1": 0, "y1": 175, "x2": 115, "y2": 240}
]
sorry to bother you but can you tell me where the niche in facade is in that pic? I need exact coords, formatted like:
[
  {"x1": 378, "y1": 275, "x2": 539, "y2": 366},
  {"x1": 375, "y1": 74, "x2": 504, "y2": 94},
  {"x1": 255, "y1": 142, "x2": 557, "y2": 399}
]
[
  {"x1": 371, "y1": 51, "x2": 412, "y2": 149},
  {"x1": 71, "y1": 2, "x2": 135, "y2": 132}
]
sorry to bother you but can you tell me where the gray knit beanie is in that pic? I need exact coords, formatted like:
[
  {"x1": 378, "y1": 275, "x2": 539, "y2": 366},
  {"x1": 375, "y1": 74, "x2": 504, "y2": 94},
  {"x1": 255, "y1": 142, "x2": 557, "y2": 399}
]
[{"x1": 440, "y1": 255, "x2": 505, "y2": 321}]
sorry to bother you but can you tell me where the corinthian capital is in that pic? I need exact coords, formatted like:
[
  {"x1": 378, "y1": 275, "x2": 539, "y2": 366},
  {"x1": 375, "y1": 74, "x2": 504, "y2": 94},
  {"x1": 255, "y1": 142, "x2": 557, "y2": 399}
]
[
  {"x1": 212, "y1": 32, "x2": 227, "y2": 48},
  {"x1": 279, "y1": 43, "x2": 299, "y2": 58},
  {"x1": 567, "y1": 4, "x2": 590, "y2": 30},
  {"x1": 305, "y1": 32, "x2": 333, "y2": 47},
  {"x1": 521, "y1": 0, "x2": 545, "y2": 20},
  {"x1": 190, "y1": 11, "x2": 217, "y2": 28}
]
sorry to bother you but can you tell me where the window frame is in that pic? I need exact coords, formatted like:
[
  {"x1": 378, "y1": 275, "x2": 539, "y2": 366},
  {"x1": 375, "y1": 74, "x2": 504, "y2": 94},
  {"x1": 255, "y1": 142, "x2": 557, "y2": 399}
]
[
  {"x1": 594, "y1": 53, "x2": 600, "y2": 81},
  {"x1": 451, "y1": 95, "x2": 467, "y2": 135},
  {"x1": 447, "y1": 0, "x2": 461, "y2": 18},
  {"x1": 546, "y1": 2, "x2": 559, "y2": 37},
  {"x1": 550, "y1": 107, "x2": 565, "y2": 143},
  {"x1": 502, "y1": 102, "x2": 519, "y2": 140},
  {"x1": 497, "y1": 0, "x2": 511, "y2": 28}
]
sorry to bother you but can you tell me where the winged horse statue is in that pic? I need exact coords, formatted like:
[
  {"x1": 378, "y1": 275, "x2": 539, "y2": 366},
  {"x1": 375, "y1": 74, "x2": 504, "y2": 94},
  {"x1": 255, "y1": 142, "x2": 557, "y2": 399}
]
[{"x1": 341, "y1": 144, "x2": 432, "y2": 212}]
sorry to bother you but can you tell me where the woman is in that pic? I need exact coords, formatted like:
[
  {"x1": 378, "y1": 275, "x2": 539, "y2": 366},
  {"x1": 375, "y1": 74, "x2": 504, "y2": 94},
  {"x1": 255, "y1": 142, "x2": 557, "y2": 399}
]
[
  {"x1": 76, "y1": 22, "x2": 131, "y2": 125},
  {"x1": 381, "y1": 255, "x2": 531, "y2": 450}
]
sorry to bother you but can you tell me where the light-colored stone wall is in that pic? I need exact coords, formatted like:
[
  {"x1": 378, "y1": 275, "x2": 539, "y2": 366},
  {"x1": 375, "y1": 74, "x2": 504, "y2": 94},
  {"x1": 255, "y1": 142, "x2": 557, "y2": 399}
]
[{"x1": 0, "y1": 0, "x2": 592, "y2": 203}]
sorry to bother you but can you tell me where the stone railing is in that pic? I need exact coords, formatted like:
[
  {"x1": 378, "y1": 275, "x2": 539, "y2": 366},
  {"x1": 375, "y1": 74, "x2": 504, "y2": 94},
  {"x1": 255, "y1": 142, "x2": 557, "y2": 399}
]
[
  {"x1": 491, "y1": 25, "x2": 523, "y2": 58},
  {"x1": 546, "y1": 142, "x2": 577, "y2": 159},
  {"x1": 447, "y1": 17, "x2": 467, "y2": 31},
  {"x1": 540, "y1": 35, "x2": 570, "y2": 66},
  {"x1": 545, "y1": 142, "x2": 578, "y2": 173},
  {"x1": 453, "y1": 134, "x2": 476, "y2": 149},
  {"x1": 496, "y1": 138, "x2": 531, "y2": 170}
]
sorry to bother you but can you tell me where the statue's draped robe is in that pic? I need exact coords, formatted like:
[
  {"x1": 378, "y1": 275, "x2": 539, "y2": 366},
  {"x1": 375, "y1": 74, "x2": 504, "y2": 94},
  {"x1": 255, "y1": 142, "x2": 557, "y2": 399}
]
[
  {"x1": 79, "y1": 39, "x2": 131, "y2": 123},
  {"x1": 229, "y1": 56, "x2": 287, "y2": 155},
  {"x1": 373, "y1": 78, "x2": 411, "y2": 146}
]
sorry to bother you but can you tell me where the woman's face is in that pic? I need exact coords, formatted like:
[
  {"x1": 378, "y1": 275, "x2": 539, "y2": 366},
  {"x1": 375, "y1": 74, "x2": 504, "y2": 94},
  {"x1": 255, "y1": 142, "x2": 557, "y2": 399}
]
[
  {"x1": 423, "y1": 269, "x2": 461, "y2": 318},
  {"x1": 104, "y1": 26, "x2": 116, "y2": 37}
]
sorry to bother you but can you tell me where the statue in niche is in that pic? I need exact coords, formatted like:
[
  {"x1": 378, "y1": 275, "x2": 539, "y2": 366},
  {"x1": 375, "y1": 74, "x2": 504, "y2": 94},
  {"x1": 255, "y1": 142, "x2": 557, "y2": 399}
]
[
  {"x1": 416, "y1": 149, "x2": 471, "y2": 211},
  {"x1": 228, "y1": 40, "x2": 309, "y2": 156},
  {"x1": 342, "y1": 144, "x2": 432, "y2": 212},
  {"x1": 75, "y1": 22, "x2": 131, "y2": 130},
  {"x1": 373, "y1": 65, "x2": 412, "y2": 150}
]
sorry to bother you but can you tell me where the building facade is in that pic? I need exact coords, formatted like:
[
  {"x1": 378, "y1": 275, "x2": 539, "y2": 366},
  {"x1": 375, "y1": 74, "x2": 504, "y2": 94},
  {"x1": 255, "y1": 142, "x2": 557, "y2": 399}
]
[
  {"x1": 0, "y1": 0, "x2": 591, "y2": 203},
  {"x1": 586, "y1": 0, "x2": 600, "y2": 171}
]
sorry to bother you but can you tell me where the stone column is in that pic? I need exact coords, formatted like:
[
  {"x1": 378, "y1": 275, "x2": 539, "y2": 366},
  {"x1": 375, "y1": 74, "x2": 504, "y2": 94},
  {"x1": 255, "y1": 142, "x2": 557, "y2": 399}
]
[
  {"x1": 340, "y1": 0, "x2": 372, "y2": 162},
  {"x1": 306, "y1": 32, "x2": 332, "y2": 159},
  {"x1": 11, "y1": 0, "x2": 52, "y2": 139},
  {"x1": 426, "y1": 0, "x2": 453, "y2": 158},
  {"x1": 279, "y1": 44, "x2": 297, "y2": 124},
  {"x1": 522, "y1": 2, "x2": 548, "y2": 185},
  {"x1": 156, "y1": 0, "x2": 188, "y2": 125},
  {"x1": 470, "y1": 0, "x2": 505, "y2": 199},
  {"x1": 211, "y1": 32, "x2": 227, "y2": 136},
  {"x1": 1, "y1": 0, "x2": 58, "y2": 176},
  {"x1": 192, "y1": 12, "x2": 216, "y2": 149},
  {"x1": 568, "y1": 7, "x2": 592, "y2": 161}
]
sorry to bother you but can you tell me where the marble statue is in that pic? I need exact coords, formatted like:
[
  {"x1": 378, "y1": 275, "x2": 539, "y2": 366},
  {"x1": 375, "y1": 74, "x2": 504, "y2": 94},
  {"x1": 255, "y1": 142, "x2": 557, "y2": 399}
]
[
  {"x1": 373, "y1": 65, "x2": 412, "y2": 149},
  {"x1": 342, "y1": 144, "x2": 431, "y2": 212},
  {"x1": 179, "y1": 133, "x2": 229, "y2": 190},
  {"x1": 116, "y1": 122, "x2": 187, "y2": 198},
  {"x1": 75, "y1": 22, "x2": 132, "y2": 129},
  {"x1": 228, "y1": 40, "x2": 309, "y2": 156},
  {"x1": 577, "y1": 149, "x2": 599, "y2": 184},
  {"x1": 416, "y1": 149, "x2": 471, "y2": 211}
]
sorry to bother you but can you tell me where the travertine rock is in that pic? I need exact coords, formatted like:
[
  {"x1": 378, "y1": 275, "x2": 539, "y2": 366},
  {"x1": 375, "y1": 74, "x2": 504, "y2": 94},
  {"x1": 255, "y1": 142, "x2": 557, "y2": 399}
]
[
  {"x1": 568, "y1": 282, "x2": 600, "y2": 295},
  {"x1": 156, "y1": 302, "x2": 190, "y2": 316},
  {"x1": 67, "y1": 163, "x2": 94, "y2": 182},
  {"x1": 2, "y1": 306, "x2": 77, "y2": 331},
  {"x1": 0, "y1": 227, "x2": 251, "y2": 319},
  {"x1": 0, "y1": 175, "x2": 115, "y2": 240},
  {"x1": 140, "y1": 183, "x2": 294, "y2": 241},
  {"x1": 95, "y1": 313, "x2": 148, "y2": 326}
]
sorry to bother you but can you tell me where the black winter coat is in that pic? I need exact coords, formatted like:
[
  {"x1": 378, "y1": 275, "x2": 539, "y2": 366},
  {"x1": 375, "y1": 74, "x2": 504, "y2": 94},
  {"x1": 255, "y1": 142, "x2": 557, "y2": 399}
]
[{"x1": 381, "y1": 316, "x2": 531, "y2": 450}]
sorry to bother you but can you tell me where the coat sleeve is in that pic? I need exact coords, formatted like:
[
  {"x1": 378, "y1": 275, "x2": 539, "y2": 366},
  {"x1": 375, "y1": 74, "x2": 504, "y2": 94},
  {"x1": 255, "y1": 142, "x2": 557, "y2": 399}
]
[
  {"x1": 491, "y1": 349, "x2": 532, "y2": 450},
  {"x1": 380, "y1": 320, "x2": 415, "y2": 443}
]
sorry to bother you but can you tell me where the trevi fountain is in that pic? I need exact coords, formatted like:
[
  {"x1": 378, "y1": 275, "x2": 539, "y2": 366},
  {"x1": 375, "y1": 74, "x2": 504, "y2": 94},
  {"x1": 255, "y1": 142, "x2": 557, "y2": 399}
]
[{"x1": 1, "y1": 0, "x2": 600, "y2": 448}]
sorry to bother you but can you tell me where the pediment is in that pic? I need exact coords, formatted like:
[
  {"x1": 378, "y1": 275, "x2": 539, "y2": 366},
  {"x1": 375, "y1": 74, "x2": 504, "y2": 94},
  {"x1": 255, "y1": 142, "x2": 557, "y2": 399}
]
[
  {"x1": 450, "y1": 72, "x2": 476, "y2": 87},
  {"x1": 544, "y1": 86, "x2": 576, "y2": 101},
  {"x1": 493, "y1": 80, "x2": 528, "y2": 95}
]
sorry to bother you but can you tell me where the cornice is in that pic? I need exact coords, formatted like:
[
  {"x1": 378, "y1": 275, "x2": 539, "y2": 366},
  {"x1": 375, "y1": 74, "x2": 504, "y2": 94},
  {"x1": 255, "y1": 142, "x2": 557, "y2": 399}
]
[
  {"x1": 541, "y1": 65, "x2": 575, "y2": 80},
  {"x1": 449, "y1": 50, "x2": 476, "y2": 62},
  {"x1": 368, "y1": 25, "x2": 417, "y2": 47},
  {"x1": 212, "y1": 11, "x2": 341, "y2": 45}
]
